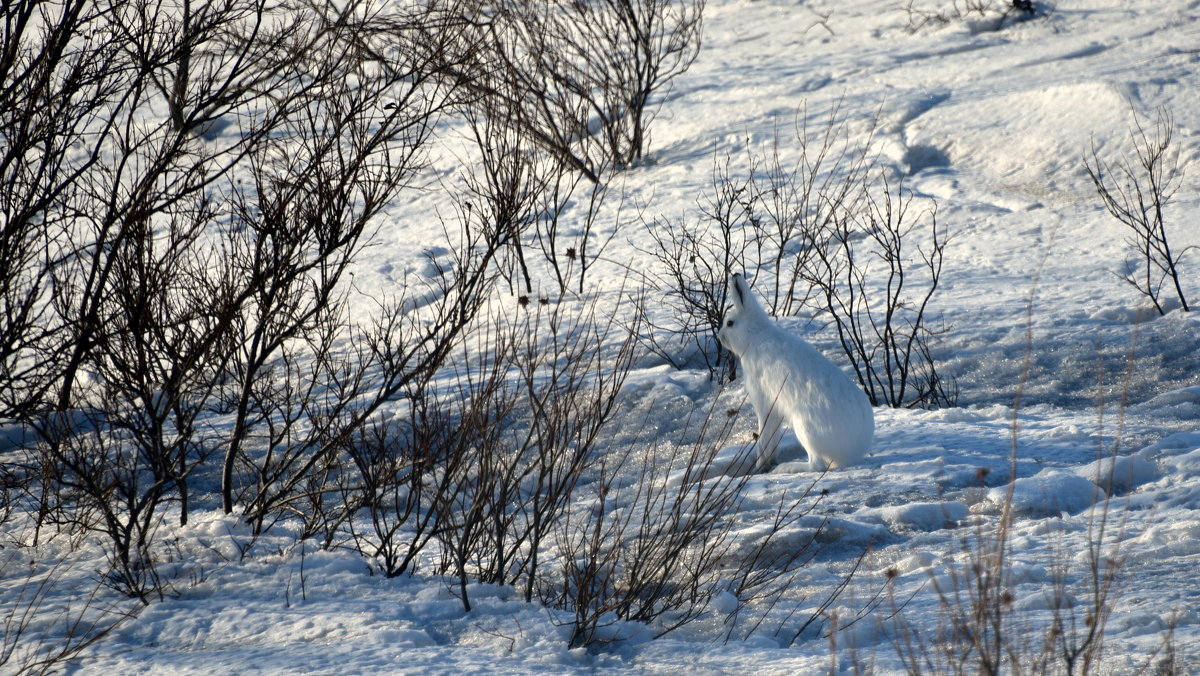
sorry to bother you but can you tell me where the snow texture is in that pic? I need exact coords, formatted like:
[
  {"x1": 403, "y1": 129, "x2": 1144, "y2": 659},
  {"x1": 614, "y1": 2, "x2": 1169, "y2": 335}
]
[{"x1": 4, "y1": 0, "x2": 1200, "y2": 673}]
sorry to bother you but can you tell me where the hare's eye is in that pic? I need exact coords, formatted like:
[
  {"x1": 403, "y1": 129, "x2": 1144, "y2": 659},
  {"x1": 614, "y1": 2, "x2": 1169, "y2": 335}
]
[{"x1": 725, "y1": 319, "x2": 734, "y2": 328}]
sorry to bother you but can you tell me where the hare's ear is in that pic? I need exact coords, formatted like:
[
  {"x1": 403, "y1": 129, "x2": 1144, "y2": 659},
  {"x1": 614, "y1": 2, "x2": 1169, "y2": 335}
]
[{"x1": 730, "y1": 273, "x2": 748, "y2": 309}]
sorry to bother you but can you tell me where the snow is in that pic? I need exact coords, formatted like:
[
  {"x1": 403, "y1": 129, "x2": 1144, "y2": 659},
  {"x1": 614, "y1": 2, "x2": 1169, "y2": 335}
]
[
  {"x1": 5, "y1": 0, "x2": 1200, "y2": 673},
  {"x1": 987, "y1": 468, "x2": 1104, "y2": 517},
  {"x1": 858, "y1": 500, "x2": 970, "y2": 531}
]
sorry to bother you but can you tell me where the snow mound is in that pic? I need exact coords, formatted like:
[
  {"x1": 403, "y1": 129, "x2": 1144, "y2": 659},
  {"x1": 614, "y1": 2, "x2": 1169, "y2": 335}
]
[
  {"x1": 1127, "y1": 517, "x2": 1200, "y2": 565},
  {"x1": 906, "y1": 81, "x2": 1132, "y2": 192},
  {"x1": 1164, "y1": 447, "x2": 1200, "y2": 474},
  {"x1": 1073, "y1": 453, "x2": 1160, "y2": 494},
  {"x1": 1141, "y1": 432, "x2": 1200, "y2": 459},
  {"x1": 1144, "y1": 385, "x2": 1200, "y2": 408},
  {"x1": 987, "y1": 469, "x2": 1104, "y2": 516},
  {"x1": 727, "y1": 515, "x2": 889, "y2": 563},
  {"x1": 891, "y1": 551, "x2": 938, "y2": 575},
  {"x1": 858, "y1": 501, "x2": 969, "y2": 532}
]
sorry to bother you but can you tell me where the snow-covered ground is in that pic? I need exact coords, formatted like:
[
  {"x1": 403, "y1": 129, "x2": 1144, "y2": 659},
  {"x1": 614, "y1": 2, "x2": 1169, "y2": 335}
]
[{"x1": 5, "y1": 0, "x2": 1200, "y2": 673}]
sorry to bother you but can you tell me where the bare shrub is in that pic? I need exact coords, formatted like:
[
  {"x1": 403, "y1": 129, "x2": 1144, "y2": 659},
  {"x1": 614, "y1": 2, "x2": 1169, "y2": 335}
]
[
  {"x1": 458, "y1": 109, "x2": 546, "y2": 295},
  {"x1": 429, "y1": 296, "x2": 640, "y2": 611},
  {"x1": 739, "y1": 116, "x2": 852, "y2": 318},
  {"x1": 1, "y1": 552, "x2": 140, "y2": 674},
  {"x1": 534, "y1": 172, "x2": 622, "y2": 297},
  {"x1": 215, "y1": 0, "x2": 469, "y2": 522},
  {"x1": 878, "y1": 290, "x2": 1144, "y2": 675},
  {"x1": 880, "y1": 465, "x2": 1128, "y2": 674},
  {"x1": 642, "y1": 158, "x2": 754, "y2": 377},
  {"x1": 448, "y1": 1, "x2": 599, "y2": 182},
  {"x1": 1138, "y1": 611, "x2": 1185, "y2": 675},
  {"x1": 426, "y1": 330, "x2": 522, "y2": 609},
  {"x1": 342, "y1": 385, "x2": 473, "y2": 578},
  {"x1": 452, "y1": 0, "x2": 705, "y2": 176},
  {"x1": 641, "y1": 104, "x2": 868, "y2": 375},
  {"x1": 0, "y1": 0, "x2": 122, "y2": 424},
  {"x1": 509, "y1": 298, "x2": 640, "y2": 602},
  {"x1": 457, "y1": 106, "x2": 601, "y2": 297},
  {"x1": 1085, "y1": 108, "x2": 1191, "y2": 315},
  {"x1": 806, "y1": 173, "x2": 956, "y2": 409},
  {"x1": 0, "y1": 0, "x2": 484, "y2": 596},
  {"x1": 545, "y1": 398, "x2": 857, "y2": 649},
  {"x1": 644, "y1": 108, "x2": 954, "y2": 407},
  {"x1": 551, "y1": 0, "x2": 706, "y2": 169},
  {"x1": 0, "y1": 460, "x2": 18, "y2": 529},
  {"x1": 39, "y1": 414, "x2": 186, "y2": 600},
  {"x1": 233, "y1": 227, "x2": 502, "y2": 536},
  {"x1": 904, "y1": 0, "x2": 1039, "y2": 31}
]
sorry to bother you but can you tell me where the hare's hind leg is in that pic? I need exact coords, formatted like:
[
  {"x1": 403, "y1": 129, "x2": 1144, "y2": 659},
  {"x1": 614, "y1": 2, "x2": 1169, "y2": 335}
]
[{"x1": 802, "y1": 451, "x2": 832, "y2": 472}]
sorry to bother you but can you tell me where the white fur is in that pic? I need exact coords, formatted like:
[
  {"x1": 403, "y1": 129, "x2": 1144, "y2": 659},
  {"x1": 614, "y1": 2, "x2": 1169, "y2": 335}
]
[{"x1": 718, "y1": 274, "x2": 874, "y2": 472}]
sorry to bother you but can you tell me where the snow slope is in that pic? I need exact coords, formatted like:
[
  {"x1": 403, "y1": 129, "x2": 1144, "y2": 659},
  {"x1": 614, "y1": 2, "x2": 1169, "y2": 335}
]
[{"x1": 5, "y1": 0, "x2": 1200, "y2": 673}]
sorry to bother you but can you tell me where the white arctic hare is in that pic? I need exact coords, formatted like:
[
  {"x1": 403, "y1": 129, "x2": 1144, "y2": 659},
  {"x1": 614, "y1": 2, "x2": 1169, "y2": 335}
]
[{"x1": 718, "y1": 274, "x2": 874, "y2": 472}]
